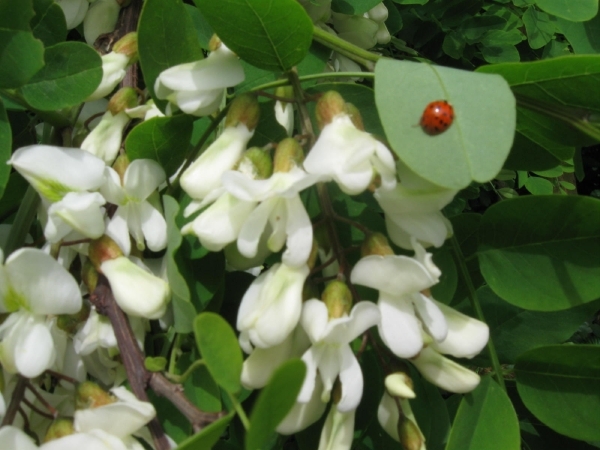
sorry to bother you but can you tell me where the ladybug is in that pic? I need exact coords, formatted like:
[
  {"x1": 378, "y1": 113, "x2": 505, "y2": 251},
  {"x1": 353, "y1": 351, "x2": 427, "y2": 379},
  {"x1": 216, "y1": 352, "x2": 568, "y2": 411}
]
[{"x1": 420, "y1": 100, "x2": 454, "y2": 135}]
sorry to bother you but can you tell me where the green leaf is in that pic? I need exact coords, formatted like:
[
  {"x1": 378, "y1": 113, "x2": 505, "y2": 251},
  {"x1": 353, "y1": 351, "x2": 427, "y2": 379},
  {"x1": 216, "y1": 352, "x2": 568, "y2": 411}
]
[
  {"x1": 194, "y1": 312, "x2": 243, "y2": 395},
  {"x1": 185, "y1": 3, "x2": 213, "y2": 50},
  {"x1": 557, "y1": 15, "x2": 600, "y2": 54},
  {"x1": 144, "y1": 356, "x2": 167, "y2": 372},
  {"x1": 523, "y1": 6, "x2": 555, "y2": 49},
  {"x1": 524, "y1": 176, "x2": 554, "y2": 194},
  {"x1": 31, "y1": 0, "x2": 67, "y2": 47},
  {"x1": 125, "y1": 115, "x2": 194, "y2": 177},
  {"x1": 446, "y1": 376, "x2": 520, "y2": 450},
  {"x1": 477, "y1": 55, "x2": 600, "y2": 147},
  {"x1": 431, "y1": 247, "x2": 458, "y2": 305},
  {"x1": 478, "y1": 195, "x2": 600, "y2": 311},
  {"x1": 0, "y1": 0, "x2": 45, "y2": 89},
  {"x1": 480, "y1": 43, "x2": 521, "y2": 63},
  {"x1": 516, "y1": 345, "x2": 600, "y2": 441},
  {"x1": 246, "y1": 359, "x2": 307, "y2": 450},
  {"x1": 19, "y1": 42, "x2": 102, "y2": 110},
  {"x1": 138, "y1": 0, "x2": 204, "y2": 109},
  {"x1": 0, "y1": 100, "x2": 10, "y2": 200},
  {"x1": 194, "y1": 0, "x2": 313, "y2": 71},
  {"x1": 164, "y1": 196, "x2": 196, "y2": 333},
  {"x1": 535, "y1": 0, "x2": 599, "y2": 22},
  {"x1": 461, "y1": 15, "x2": 507, "y2": 43},
  {"x1": 177, "y1": 411, "x2": 235, "y2": 450},
  {"x1": 375, "y1": 58, "x2": 516, "y2": 189},
  {"x1": 471, "y1": 286, "x2": 600, "y2": 364},
  {"x1": 332, "y1": 0, "x2": 382, "y2": 14}
]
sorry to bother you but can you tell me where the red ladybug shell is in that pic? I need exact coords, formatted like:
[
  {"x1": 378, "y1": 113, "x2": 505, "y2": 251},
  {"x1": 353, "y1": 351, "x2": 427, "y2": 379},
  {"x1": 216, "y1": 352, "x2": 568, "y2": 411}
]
[{"x1": 420, "y1": 100, "x2": 454, "y2": 135}]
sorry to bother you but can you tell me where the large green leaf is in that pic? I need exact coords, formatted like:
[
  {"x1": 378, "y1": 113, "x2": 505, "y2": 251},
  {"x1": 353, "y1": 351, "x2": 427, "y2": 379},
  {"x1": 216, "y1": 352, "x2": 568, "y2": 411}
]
[
  {"x1": 246, "y1": 359, "x2": 307, "y2": 450},
  {"x1": 0, "y1": 99, "x2": 10, "y2": 200},
  {"x1": 535, "y1": 0, "x2": 598, "y2": 22},
  {"x1": 125, "y1": 115, "x2": 194, "y2": 177},
  {"x1": 375, "y1": 58, "x2": 516, "y2": 189},
  {"x1": 20, "y1": 42, "x2": 102, "y2": 110},
  {"x1": 446, "y1": 376, "x2": 520, "y2": 450},
  {"x1": 477, "y1": 55, "x2": 600, "y2": 147},
  {"x1": 31, "y1": 0, "x2": 67, "y2": 47},
  {"x1": 516, "y1": 345, "x2": 600, "y2": 441},
  {"x1": 194, "y1": 0, "x2": 313, "y2": 71},
  {"x1": 163, "y1": 196, "x2": 196, "y2": 333},
  {"x1": 478, "y1": 195, "x2": 600, "y2": 311},
  {"x1": 557, "y1": 15, "x2": 600, "y2": 54},
  {"x1": 0, "y1": 0, "x2": 45, "y2": 89},
  {"x1": 177, "y1": 411, "x2": 235, "y2": 450},
  {"x1": 522, "y1": 6, "x2": 555, "y2": 49},
  {"x1": 138, "y1": 0, "x2": 204, "y2": 109},
  {"x1": 471, "y1": 286, "x2": 600, "y2": 364},
  {"x1": 194, "y1": 312, "x2": 243, "y2": 395}
]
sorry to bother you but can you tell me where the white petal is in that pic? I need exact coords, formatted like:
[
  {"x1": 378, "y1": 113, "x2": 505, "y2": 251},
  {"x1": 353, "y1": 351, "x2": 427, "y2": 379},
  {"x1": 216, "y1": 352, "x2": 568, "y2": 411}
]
[
  {"x1": 47, "y1": 192, "x2": 106, "y2": 241},
  {"x1": 85, "y1": 51, "x2": 129, "y2": 101},
  {"x1": 431, "y1": 301, "x2": 489, "y2": 359},
  {"x1": 325, "y1": 301, "x2": 380, "y2": 345},
  {"x1": 105, "y1": 208, "x2": 132, "y2": 255},
  {"x1": 123, "y1": 159, "x2": 166, "y2": 200},
  {"x1": 173, "y1": 88, "x2": 224, "y2": 116},
  {"x1": 80, "y1": 111, "x2": 129, "y2": 164},
  {"x1": 275, "y1": 101, "x2": 294, "y2": 136},
  {"x1": 42, "y1": 429, "x2": 128, "y2": 450},
  {"x1": 277, "y1": 376, "x2": 327, "y2": 435},
  {"x1": 5, "y1": 248, "x2": 81, "y2": 314},
  {"x1": 0, "y1": 426, "x2": 38, "y2": 450},
  {"x1": 411, "y1": 347, "x2": 481, "y2": 393},
  {"x1": 99, "y1": 166, "x2": 126, "y2": 205},
  {"x1": 385, "y1": 373, "x2": 416, "y2": 399},
  {"x1": 56, "y1": 0, "x2": 89, "y2": 29},
  {"x1": 300, "y1": 299, "x2": 329, "y2": 343},
  {"x1": 237, "y1": 198, "x2": 276, "y2": 259},
  {"x1": 241, "y1": 332, "x2": 296, "y2": 389},
  {"x1": 266, "y1": 199, "x2": 288, "y2": 253},
  {"x1": 83, "y1": 0, "x2": 120, "y2": 45},
  {"x1": 282, "y1": 195, "x2": 313, "y2": 268},
  {"x1": 337, "y1": 345, "x2": 364, "y2": 412},
  {"x1": 378, "y1": 392, "x2": 401, "y2": 442},
  {"x1": 140, "y1": 202, "x2": 168, "y2": 252},
  {"x1": 298, "y1": 346, "x2": 320, "y2": 404},
  {"x1": 377, "y1": 293, "x2": 423, "y2": 358},
  {"x1": 318, "y1": 407, "x2": 356, "y2": 450},
  {"x1": 412, "y1": 293, "x2": 447, "y2": 343}
]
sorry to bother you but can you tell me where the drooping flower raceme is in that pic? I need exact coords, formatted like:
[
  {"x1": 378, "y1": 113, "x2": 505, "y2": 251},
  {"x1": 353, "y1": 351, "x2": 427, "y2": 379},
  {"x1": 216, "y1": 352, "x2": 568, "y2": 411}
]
[
  {"x1": 8, "y1": 145, "x2": 107, "y2": 242},
  {"x1": 237, "y1": 262, "x2": 309, "y2": 353},
  {"x1": 0, "y1": 248, "x2": 82, "y2": 378},
  {"x1": 303, "y1": 91, "x2": 396, "y2": 195},
  {"x1": 100, "y1": 158, "x2": 168, "y2": 255},
  {"x1": 154, "y1": 38, "x2": 245, "y2": 116}
]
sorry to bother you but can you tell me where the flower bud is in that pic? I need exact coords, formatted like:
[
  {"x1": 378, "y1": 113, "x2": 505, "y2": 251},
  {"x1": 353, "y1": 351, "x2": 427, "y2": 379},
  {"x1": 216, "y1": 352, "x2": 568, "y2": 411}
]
[
  {"x1": 112, "y1": 153, "x2": 130, "y2": 184},
  {"x1": 76, "y1": 381, "x2": 116, "y2": 409},
  {"x1": 316, "y1": 91, "x2": 346, "y2": 129},
  {"x1": 361, "y1": 232, "x2": 394, "y2": 257},
  {"x1": 273, "y1": 138, "x2": 304, "y2": 173},
  {"x1": 322, "y1": 280, "x2": 352, "y2": 319},
  {"x1": 208, "y1": 34, "x2": 223, "y2": 52},
  {"x1": 108, "y1": 87, "x2": 138, "y2": 115},
  {"x1": 83, "y1": 0, "x2": 121, "y2": 46},
  {"x1": 43, "y1": 418, "x2": 75, "y2": 443},
  {"x1": 112, "y1": 32, "x2": 138, "y2": 60},
  {"x1": 237, "y1": 147, "x2": 273, "y2": 180},
  {"x1": 346, "y1": 102, "x2": 365, "y2": 131},
  {"x1": 225, "y1": 94, "x2": 260, "y2": 131},
  {"x1": 88, "y1": 235, "x2": 125, "y2": 271},
  {"x1": 57, "y1": 302, "x2": 91, "y2": 335},
  {"x1": 376, "y1": 22, "x2": 391, "y2": 44},
  {"x1": 367, "y1": 3, "x2": 389, "y2": 23},
  {"x1": 399, "y1": 416, "x2": 424, "y2": 450},
  {"x1": 385, "y1": 372, "x2": 416, "y2": 399}
]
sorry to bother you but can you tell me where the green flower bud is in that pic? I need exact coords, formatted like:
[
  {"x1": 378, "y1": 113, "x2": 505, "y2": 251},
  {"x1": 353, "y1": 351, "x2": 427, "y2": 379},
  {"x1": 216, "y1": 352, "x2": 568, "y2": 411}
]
[
  {"x1": 346, "y1": 102, "x2": 365, "y2": 131},
  {"x1": 322, "y1": 280, "x2": 352, "y2": 319},
  {"x1": 82, "y1": 259, "x2": 99, "y2": 293},
  {"x1": 399, "y1": 416, "x2": 424, "y2": 450},
  {"x1": 57, "y1": 302, "x2": 91, "y2": 335},
  {"x1": 112, "y1": 153, "x2": 130, "y2": 183},
  {"x1": 274, "y1": 85, "x2": 294, "y2": 102},
  {"x1": 76, "y1": 381, "x2": 116, "y2": 409},
  {"x1": 225, "y1": 94, "x2": 260, "y2": 131},
  {"x1": 44, "y1": 418, "x2": 75, "y2": 443},
  {"x1": 88, "y1": 235, "x2": 124, "y2": 272},
  {"x1": 208, "y1": 34, "x2": 223, "y2": 52},
  {"x1": 316, "y1": 91, "x2": 347, "y2": 129},
  {"x1": 237, "y1": 147, "x2": 273, "y2": 179},
  {"x1": 361, "y1": 232, "x2": 394, "y2": 257},
  {"x1": 273, "y1": 138, "x2": 304, "y2": 173},
  {"x1": 112, "y1": 32, "x2": 138, "y2": 60},
  {"x1": 108, "y1": 87, "x2": 138, "y2": 115},
  {"x1": 385, "y1": 372, "x2": 415, "y2": 399}
]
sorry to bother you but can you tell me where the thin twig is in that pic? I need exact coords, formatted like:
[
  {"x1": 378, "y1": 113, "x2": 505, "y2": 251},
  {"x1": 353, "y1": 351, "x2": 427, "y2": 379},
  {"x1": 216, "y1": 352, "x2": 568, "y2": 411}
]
[{"x1": 1, "y1": 376, "x2": 27, "y2": 426}]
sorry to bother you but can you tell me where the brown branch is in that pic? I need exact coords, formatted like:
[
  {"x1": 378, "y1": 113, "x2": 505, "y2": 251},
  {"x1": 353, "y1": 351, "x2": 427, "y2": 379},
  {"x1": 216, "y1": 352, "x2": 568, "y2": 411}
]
[{"x1": 1, "y1": 376, "x2": 27, "y2": 426}]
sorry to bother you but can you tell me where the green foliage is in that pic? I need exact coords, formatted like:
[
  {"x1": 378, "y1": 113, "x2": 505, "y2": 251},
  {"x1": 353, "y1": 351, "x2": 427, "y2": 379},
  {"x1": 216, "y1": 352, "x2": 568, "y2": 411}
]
[
  {"x1": 516, "y1": 345, "x2": 600, "y2": 441},
  {"x1": 0, "y1": 100, "x2": 9, "y2": 200},
  {"x1": 446, "y1": 376, "x2": 520, "y2": 450},
  {"x1": 31, "y1": 0, "x2": 67, "y2": 47},
  {"x1": 194, "y1": 0, "x2": 314, "y2": 71},
  {"x1": 535, "y1": 0, "x2": 599, "y2": 22}
]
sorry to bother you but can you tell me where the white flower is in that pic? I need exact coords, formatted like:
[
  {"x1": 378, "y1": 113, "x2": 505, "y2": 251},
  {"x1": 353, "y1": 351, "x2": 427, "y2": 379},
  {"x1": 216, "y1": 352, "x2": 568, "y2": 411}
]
[
  {"x1": 44, "y1": 192, "x2": 106, "y2": 243},
  {"x1": 275, "y1": 100, "x2": 294, "y2": 136},
  {"x1": 154, "y1": 43, "x2": 244, "y2": 116},
  {"x1": 85, "y1": 52, "x2": 130, "y2": 102},
  {"x1": 9, "y1": 145, "x2": 106, "y2": 202},
  {"x1": 318, "y1": 407, "x2": 356, "y2": 450},
  {"x1": 73, "y1": 308, "x2": 118, "y2": 356},
  {"x1": 181, "y1": 123, "x2": 254, "y2": 211},
  {"x1": 374, "y1": 162, "x2": 457, "y2": 249},
  {"x1": 222, "y1": 166, "x2": 321, "y2": 267},
  {"x1": 0, "y1": 248, "x2": 81, "y2": 377},
  {"x1": 56, "y1": 0, "x2": 89, "y2": 29},
  {"x1": 304, "y1": 114, "x2": 396, "y2": 195},
  {"x1": 83, "y1": 0, "x2": 121, "y2": 45},
  {"x1": 298, "y1": 300, "x2": 380, "y2": 412},
  {"x1": 126, "y1": 101, "x2": 165, "y2": 121},
  {"x1": 100, "y1": 159, "x2": 167, "y2": 255},
  {"x1": 351, "y1": 240, "x2": 447, "y2": 359},
  {"x1": 0, "y1": 426, "x2": 38, "y2": 450},
  {"x1": 277, "y1": 375, "x2": 328, "y2": 435},
  {"x1": 80, "y1": 110, "x2": 130, "y2": 164},
  {"x1": 411, "y1": 346, "x2": 481, "y2": 393},
  {"x1": 378, "y1": 391, "x2": 425, "y2": 448},
  {"x1": 101, "y1": 256, "x2": 170, "y2": 319},
  {"x1": 237, "y1": 263, "x2": 309, "y2": 352}
]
